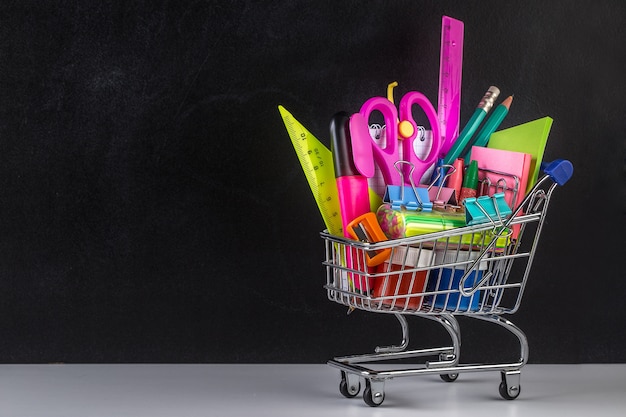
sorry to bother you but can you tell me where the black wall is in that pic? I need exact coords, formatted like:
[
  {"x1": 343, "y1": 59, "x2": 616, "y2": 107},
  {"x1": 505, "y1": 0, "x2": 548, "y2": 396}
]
[{"x1": 0, "y1": 0, "x2": 623, "y2": 363}]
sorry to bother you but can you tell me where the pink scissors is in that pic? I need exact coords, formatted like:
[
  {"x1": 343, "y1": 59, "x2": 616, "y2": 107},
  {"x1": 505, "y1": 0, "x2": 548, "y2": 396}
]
[{"x1": 349, "y1": 91, "x2": 441, "y2": 187}]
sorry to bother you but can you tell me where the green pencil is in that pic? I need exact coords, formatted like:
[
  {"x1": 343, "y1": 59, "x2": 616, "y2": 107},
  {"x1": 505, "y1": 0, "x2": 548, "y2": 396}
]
[
  {"x1": 463, "y1": 95, "x2": 513, "y2": 164},
  {"x1": 443, "y1": 86, "x2": 500, "y2": 165}
]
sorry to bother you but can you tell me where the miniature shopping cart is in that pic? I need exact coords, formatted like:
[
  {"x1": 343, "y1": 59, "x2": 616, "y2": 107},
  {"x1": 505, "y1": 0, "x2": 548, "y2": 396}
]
[{"x1": 321, "y1": 160, "x2": 573, "y2": 407}]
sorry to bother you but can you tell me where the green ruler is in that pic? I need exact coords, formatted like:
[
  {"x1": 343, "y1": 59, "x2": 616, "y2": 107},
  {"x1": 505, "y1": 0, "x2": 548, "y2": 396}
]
[{"x1": 278, "y1": 105, "x2": 343, "y2": 236}]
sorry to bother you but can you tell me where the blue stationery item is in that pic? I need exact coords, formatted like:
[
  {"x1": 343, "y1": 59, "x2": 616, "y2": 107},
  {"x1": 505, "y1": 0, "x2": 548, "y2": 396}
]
[
  {"x1": 429, "y1": 158, "x2": 446, "y2": 187},
  {"x1": 383, "y1": 185, "x2": 433, "y2": 212},
  {"x1": 464, "y1": 193, "x2": 512, "y2": 226},
  {"x1": 425, "y1": 249, "x2": 489, "y2": 312},
  {"x1": 382, "y1": 160, "x2": 433, "y2": 211}
]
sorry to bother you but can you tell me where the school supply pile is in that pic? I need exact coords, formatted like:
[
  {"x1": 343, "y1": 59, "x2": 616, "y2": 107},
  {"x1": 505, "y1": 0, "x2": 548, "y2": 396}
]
[{"x1": 278, "y1": 15, "x2": 573, "y2": 408}]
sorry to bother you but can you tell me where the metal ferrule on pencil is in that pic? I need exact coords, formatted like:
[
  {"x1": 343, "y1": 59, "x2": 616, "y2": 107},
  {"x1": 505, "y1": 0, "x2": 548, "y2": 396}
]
[{"x1": 477, "y1": 86, "x2": 500, "y2": 112}]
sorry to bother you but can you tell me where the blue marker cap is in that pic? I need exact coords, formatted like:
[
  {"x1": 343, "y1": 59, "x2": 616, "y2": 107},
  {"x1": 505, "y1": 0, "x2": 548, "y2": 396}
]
[{"x1": 429, "y1": 158, "x2": 446, "y2": 186}]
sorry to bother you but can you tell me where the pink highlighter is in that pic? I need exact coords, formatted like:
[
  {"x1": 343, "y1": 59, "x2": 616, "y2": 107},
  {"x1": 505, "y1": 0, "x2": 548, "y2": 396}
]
[
  {"x1": 330, "y1": 112, "x2": 371, "y2": 238},
  {"x1": 330, "y1": 112, "x2": 373, "y2": 294}
]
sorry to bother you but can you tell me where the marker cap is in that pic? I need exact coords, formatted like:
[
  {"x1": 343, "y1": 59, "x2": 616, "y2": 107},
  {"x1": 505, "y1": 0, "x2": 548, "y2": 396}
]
[
  {"x1": 330, "y1": 112, "x2": 359, "y2": 178},
  {"x1": 462, "y1": 160, "x2": 478, "y2": 190}
]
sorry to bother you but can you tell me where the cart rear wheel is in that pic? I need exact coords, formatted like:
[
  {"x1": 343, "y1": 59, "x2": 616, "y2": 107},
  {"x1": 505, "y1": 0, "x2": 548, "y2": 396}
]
[
  {"x1": 440, "y1": 373, "x2": 459, "y2": 382},
  {"x1": 339, "y1": 372, "x2": 360, "y2": 398},
  {"x1": 499, "y1": 380, "x2": 521, "y2": 400},
  {"x1": 363, "y1": 380, "x2": 385, "y2": 407}
]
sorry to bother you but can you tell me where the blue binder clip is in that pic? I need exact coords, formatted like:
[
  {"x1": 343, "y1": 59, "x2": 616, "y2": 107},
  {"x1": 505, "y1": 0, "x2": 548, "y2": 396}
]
[
  {"x1": 383, "y1": 185, "x2": 433, "y2": 211},
  {"x1": 383, "y1": 161, "x2": 433, "y2": 212},
  {"x1": 464, "y1": 192, "x2": 512, "y2": 226}
]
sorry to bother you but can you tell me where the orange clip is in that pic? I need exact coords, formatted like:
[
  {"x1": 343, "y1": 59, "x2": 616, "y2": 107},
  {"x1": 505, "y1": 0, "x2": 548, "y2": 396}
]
[{"x1": 346, "y1": 212, "x2": 391, "y2": 267}]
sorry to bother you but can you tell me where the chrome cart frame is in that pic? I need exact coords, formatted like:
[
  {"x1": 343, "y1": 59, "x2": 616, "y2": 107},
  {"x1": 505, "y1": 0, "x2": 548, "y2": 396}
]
[{"x1": 321, "y1": 161, "x2": 572, "y2": 407}]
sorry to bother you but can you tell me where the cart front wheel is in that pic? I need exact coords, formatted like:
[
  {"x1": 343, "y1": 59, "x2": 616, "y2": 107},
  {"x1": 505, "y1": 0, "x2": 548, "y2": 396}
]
[
  {"x1": 339, "y1": 372, "x2": 360, "y2": 398},
  {"x1": 499, "y1": 380, "x2": 521, "y2": 400},
  {"x1": 363, "y1": 380, "x2": 385, "y2": 407},
  {"x1": 440, "y1": 373, "x2": 459, "y2": 382}
]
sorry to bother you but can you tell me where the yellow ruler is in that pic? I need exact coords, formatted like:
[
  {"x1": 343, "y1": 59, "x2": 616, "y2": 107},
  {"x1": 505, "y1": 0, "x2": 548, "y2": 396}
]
[{"x1": 278, "y1": 105, "x2": 344, "y2": 236}]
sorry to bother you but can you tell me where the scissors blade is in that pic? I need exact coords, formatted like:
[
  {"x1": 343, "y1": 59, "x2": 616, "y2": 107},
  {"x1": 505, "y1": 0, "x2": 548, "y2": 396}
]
[{"x1": 398, "y1": 92, "x2": 442, "y2": 185}]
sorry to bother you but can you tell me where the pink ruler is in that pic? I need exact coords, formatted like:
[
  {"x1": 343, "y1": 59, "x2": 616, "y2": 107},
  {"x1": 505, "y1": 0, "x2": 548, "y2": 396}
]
[{"x1": 437, "y1": 16, "x2": 464, "y2": 157}]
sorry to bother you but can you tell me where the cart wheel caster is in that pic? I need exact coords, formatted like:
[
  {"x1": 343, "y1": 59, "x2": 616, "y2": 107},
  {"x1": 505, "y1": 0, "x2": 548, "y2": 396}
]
[
  {"x1": 499, "y1": 381, "x2": 521, "y2": 400},
  {"x1": 499, "y1": 371, "x2": 521, "y2": 400},
  {"x1": 440, "y1": 373, "x2": 459, "y2": 382},
  {"x1": 339, "y1": 371, "x2": 360, "y2": 398},
  {"x1": 363, "y1": 379, "x2": 385, "y2": 407}
]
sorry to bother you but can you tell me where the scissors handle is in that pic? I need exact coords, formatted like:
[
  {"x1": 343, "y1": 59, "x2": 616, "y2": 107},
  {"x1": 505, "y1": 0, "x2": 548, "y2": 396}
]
[
  {"x1": 357, "y1": 97, "x2": 400, "y2": 185},
  {"x1": 398, "y1": 92, "x2": 442, "y2": 185}
]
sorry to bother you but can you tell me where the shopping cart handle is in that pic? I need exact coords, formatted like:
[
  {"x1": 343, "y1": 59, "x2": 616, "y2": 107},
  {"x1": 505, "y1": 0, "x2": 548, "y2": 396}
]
[{"x1": 540, "y1": 159, "x2": 573, "y2": 186}]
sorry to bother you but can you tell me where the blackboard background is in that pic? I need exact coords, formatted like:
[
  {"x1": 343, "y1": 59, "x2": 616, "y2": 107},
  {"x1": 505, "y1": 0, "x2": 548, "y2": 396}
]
[{"x1": 0, "y1": 0, "x2": 623, "y2": 363}]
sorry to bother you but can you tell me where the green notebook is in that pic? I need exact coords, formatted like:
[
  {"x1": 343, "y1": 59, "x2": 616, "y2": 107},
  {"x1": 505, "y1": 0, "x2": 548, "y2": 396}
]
[{"x1": 487, "y1": 117, "x2": 553, "y2": 193}]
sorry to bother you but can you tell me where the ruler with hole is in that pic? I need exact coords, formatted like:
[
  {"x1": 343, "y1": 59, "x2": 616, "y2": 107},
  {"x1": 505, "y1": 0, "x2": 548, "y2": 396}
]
[
  {"x1": 278, "y1": 105, "x2": 343, "y2": 236},
  {"x1": 438, "y1": 16, "x2": 464, "y2": 157}
]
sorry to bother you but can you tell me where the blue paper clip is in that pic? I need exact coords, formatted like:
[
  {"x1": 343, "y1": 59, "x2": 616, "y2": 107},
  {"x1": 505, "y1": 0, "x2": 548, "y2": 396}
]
[
  {"x1": 464, "y1": 192, "x2": 512, "y2": 226},
  {"x1": 383, "y1": 161, "x2": 433, "y2": 212}
]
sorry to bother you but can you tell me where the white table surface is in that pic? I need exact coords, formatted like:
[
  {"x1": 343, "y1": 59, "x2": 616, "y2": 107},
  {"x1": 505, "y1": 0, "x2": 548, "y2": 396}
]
[{"x1": 0, "y1": 364, "x2": 624, "y2": 416}]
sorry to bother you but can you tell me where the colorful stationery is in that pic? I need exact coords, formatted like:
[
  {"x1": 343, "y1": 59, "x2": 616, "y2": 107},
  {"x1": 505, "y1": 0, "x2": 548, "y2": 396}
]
[
  {"x1": 464, "y1": 193, "x2": 513, "y2": 226},
  {"x1": 346, "y1": 212, "x2": 391, "y2": 268},
  {"x1": 351, "y1": 90, "x2": 441, "y2": 187},
  {"x1": 437, "y1": 16, "x2": 464, "y2": 156},
  {"x1": 459, "y1": 160, "x2": 478, "y2": 204},
  {"x1": 373, "y1": 246, "x2": 435, "y2": 311},
  {"x1": 470, "y1": 146, "x2": 532, "y2": 211},
  {"x1": 443, "y1": 86, "x2": 500, "y2": 165},
  {"x1": 377, "y1": 204, "x2": 466, "y2": 239},
  {"x1": 278, "y1": 105, "x2": 344, "y2": 236},
  {"x1": 470, "y1": 146, "x2": 532, "y2": 239},
  {"x1": 376, "y1": 204, "x2": 510, "y2": 249},
  {"x1": 330, "y1": 112, "x2": 371, "y2": 237},
  {"x1": 487, "y1": 116, "x2": 553, "y2": 193},
  {"x1": 462, "y1": 95, "x2": 514, "y2": 164},
  {"x1": 425, "y1": 249, "x2": 489, "y2": 312},
  {"x1": 446, "y1": 158, "x2": 464, "y2": 204}
]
